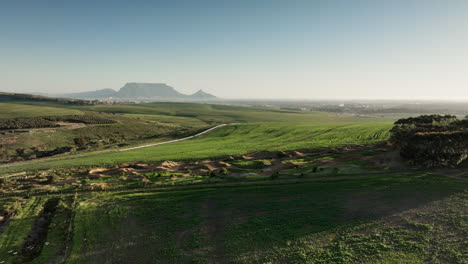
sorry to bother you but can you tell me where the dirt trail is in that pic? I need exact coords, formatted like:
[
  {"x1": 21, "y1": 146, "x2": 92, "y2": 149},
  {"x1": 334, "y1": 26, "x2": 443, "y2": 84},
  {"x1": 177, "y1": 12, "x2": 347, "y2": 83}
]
[{"x1": 117, "y1": 124, "x2": 227, "y2": 152}]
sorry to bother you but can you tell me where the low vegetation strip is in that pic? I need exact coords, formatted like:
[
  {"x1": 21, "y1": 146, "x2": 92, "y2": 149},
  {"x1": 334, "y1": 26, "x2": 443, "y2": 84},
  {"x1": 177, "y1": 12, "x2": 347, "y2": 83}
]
[
  {"x1": 0, "y1": 171, "x2": 422, "y2": 200},
  {"x1": 0, "y1": 115, "x2": 116, "y2": 130}
]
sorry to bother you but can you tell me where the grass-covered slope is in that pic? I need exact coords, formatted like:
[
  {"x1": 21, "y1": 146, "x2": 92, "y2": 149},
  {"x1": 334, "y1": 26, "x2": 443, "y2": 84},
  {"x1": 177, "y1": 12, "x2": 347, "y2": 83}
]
[
  {"x1": 0, "y1": 98, "x2": 392, "y2": 159},
  {"x1": 1, "y1": 122, "x2": 391, "y2": 173},
  {"x1": 7, "y1": 173, "x2": 462, "y2": 264},
  {"x1": 0, "y1": 103, "x2": 83, "y2": 119}
]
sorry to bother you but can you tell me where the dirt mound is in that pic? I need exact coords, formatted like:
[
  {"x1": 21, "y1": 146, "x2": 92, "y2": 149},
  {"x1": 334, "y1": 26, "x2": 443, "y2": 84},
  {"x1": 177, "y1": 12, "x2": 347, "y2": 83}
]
[
  {"x1": 161, "y1": 161, "x2": 179, "y2": 168},
  {"x1": 88, "y1": 168, "x2": 110, "y2": 174},
  {"x1": 198, "y1": 164, "x2": 217, "y2": 171},
  {"x1": 87, "y1": 174, "x2": 105, "y2": 179},
  {"x1": 126, "y1": 175, "x2": 150, "y2": 183},
  {"x1": 115, "y1": 168, "x2": 141, "y2": 175},
  {"x1": 133, "y1": 163, "x2": 150, "y2": 169},
  {"x1": 291, "y1": 151, "x2": 304, "y2": 157},
  {"x1": 189, "y1": 163, "x2": 217, "y2": 173},
  {"x1": 192, "y1": 169, "x2": 210, "y2": 175},
  {"x1": 118, "y1": 168, "x2": 135, "y2": 173},
  {"x1": 216, "y1": 161, "x2": 231, "y2": 167}
]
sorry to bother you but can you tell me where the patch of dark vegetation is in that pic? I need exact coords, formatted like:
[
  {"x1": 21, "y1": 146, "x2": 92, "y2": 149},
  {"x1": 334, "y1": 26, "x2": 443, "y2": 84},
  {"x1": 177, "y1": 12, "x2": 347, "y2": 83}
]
[
  {"x1": 36, "y1": 146, "x2": 76, "y2": 158},
  {"x1": 0, "y1": 92, "x2": 103, "y2": 105},
  {"x1": 1, "y1": 199, "x2": 24, "y2": 217},
  {"x1": 0, "y1": 118, "x2": 59, "y2": 130},
  {"x1": 16, "y1": 198, "x2": 60, "y2": 263},
  {"x1": 394, "y1": 114, "x2": 458, "y2": 126},
  {"x1": 45, "y1": 115, "x2": 116, "y2": 125},
  {"x1": 0, "y1": 199, "x2": 25, "y2": 234},
  {"x1": 391, "y1": 115, "x2": 468, "y2": 167},
  {"x1": 0, "y1": 115, "x2": 116, "y2": 130},
  {"x1": 0, "y1": 145, "x2": 78, "y2": 163}
]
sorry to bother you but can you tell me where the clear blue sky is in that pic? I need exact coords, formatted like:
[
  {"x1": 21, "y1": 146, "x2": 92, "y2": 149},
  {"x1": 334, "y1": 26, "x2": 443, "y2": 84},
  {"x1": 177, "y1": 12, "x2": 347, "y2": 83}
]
[{"x1": 1, "y1": 0, "x2": 467, "y2": 99}]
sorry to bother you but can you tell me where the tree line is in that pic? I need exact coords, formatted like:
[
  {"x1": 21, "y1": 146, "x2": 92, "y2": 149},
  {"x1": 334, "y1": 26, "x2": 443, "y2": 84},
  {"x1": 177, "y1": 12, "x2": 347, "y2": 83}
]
[{"x1": 0, "y1": 115, "x2": 116, "y2": 130}]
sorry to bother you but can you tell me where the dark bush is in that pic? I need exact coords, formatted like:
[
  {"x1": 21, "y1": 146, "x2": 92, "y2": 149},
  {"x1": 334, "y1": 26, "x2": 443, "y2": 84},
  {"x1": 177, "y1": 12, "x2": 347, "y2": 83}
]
[
  {"x1": 391, "y1": 115, "x2": 468, "y2": 167},
  {"x1": 0, "y1": 114, "x2": 116, "y2": 130}
]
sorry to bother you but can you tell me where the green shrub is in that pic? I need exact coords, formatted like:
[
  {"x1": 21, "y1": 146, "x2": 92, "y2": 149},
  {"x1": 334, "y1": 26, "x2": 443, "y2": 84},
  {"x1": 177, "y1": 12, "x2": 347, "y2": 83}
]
[{"x1": 220, "y1": 167, "x2": 228, "y2": 175}]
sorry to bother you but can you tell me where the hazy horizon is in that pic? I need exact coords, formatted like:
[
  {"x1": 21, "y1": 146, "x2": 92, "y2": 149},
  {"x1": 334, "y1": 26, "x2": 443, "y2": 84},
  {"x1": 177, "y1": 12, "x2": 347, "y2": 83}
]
[{"x1": 1, "y1": 0, "x2": 467, "y2": 100}]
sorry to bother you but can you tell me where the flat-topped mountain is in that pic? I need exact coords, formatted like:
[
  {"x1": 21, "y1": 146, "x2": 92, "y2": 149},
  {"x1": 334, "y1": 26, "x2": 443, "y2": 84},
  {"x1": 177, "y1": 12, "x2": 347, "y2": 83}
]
[
  {"x1": 117, "y1": 83, "x2": 185, "y2": 98},
  {"x1": 56, "y1": 83, "x2": 218, "y2": 101}
]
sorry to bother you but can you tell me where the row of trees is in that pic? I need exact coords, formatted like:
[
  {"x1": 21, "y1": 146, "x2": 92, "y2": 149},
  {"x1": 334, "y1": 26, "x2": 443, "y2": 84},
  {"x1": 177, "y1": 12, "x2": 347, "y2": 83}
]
[
  {"x1": 0, "y1": 92, "x2": 102, "y2": 105},
  {"x1": 393, "y1": 114, "x2": 457, "y2": 126},
  {"x1": 0, "y1": 115, "x2": 116, "y2": 130}
]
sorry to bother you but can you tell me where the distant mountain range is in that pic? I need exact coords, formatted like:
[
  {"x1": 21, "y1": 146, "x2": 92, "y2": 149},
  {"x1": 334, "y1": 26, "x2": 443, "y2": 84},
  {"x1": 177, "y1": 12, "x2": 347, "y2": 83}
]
[{"x1": 54, "y1": 83, "x2": 218, "y2": 101}]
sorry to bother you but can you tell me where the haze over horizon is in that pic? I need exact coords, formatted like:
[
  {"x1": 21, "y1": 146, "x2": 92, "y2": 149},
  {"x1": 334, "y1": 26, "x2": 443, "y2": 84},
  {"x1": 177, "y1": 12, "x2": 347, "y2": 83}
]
[{"x1": 1, "y1": 0, "x2": 467, "y2": 100}]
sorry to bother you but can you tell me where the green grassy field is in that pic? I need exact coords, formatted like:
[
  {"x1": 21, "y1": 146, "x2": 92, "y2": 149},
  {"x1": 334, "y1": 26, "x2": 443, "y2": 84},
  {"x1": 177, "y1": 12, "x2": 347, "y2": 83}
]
[
  {"x1": 1, "y1": 122, "x2": 392, "y2": 174},
  {"x1": 0, "y1": 100, "x2": 393, "y2": 164},
  {"x1": 0, "y1": 198, "x2": 47, "y2": 259},
  {"x1": 0, "y1": 100, "x2": 397, "y2": 124},
  {"x1": 1, "y1": 173, "x2": 464, "y2": 264},
  {"x1": 74, "y1": 102, "x2": 401, "y2": 124},
  {"x1": 0, "y1": 102, "x2": 223, "y2": 163},
  {"x1": 0, "y1": 103, "x2": 83, "y2": 119}
]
